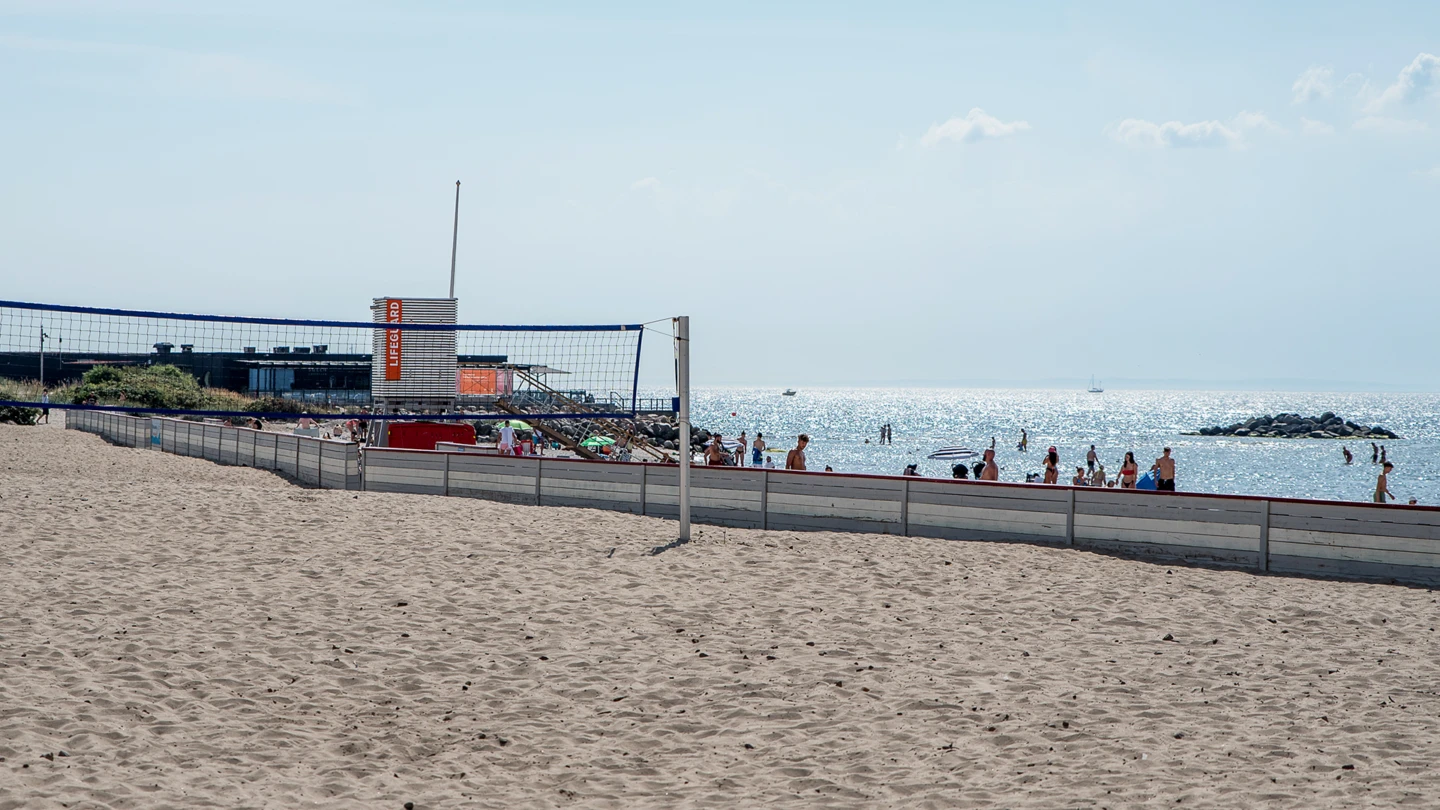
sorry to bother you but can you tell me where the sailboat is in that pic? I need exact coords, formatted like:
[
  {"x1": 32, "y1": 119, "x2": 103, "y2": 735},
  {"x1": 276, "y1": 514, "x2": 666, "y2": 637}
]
[{"x1": 1087, "y1": 376, "x2": 1104, "y2": 393}]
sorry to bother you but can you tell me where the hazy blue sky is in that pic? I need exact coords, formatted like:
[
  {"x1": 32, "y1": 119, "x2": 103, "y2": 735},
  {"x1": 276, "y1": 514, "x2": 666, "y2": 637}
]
[{"x1": 2, "y1": 2, "x2": 1437, "y2": 389}]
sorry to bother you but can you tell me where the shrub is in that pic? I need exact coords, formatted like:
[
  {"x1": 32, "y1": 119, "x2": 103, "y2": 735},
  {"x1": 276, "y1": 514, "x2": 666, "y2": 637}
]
[{"x1": 0, "y1": 405, "x2": 39, "y2": 425}]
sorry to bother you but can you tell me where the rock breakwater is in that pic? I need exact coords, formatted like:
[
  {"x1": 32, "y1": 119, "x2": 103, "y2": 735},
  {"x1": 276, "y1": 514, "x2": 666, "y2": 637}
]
[{"x1": 1193, "y1": 412, "x2": 1398, "y2": 440}]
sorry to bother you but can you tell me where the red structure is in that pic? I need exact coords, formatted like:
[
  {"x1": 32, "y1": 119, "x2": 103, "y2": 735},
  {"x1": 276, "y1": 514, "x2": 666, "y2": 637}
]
[{"x1": 385, "y1": 421, "x2": 475, "y2": 451}]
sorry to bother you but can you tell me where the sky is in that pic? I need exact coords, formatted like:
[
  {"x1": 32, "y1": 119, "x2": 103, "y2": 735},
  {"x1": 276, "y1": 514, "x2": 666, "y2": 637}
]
[{"x1": 2, "y1": 1, "x2": 1438, "y2": 390}]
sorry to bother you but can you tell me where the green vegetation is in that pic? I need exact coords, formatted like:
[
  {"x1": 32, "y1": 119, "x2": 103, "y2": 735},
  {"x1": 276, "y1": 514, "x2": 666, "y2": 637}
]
[
  {"x1": 0, "y1": 379, "x2": 41, "y2": 425},
  {"x1": 68, "y1": 365, "x2": 252, "y2": 411}
]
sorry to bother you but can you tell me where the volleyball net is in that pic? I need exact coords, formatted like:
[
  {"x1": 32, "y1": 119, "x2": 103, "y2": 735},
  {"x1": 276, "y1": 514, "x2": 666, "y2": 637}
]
[{"x1": 0, "y1": 299, "x2": 646, "y2": 422}]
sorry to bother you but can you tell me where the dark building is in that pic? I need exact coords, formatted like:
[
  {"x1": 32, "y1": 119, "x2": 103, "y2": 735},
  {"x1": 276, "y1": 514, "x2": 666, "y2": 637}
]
[{"x1": 0, "y1": 344, "x2": 505, "y2": 406}]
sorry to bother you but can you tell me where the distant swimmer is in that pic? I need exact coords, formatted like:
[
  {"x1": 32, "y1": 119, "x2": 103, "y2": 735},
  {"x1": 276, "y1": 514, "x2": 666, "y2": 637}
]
[
  {"x1": 1018, "y1": 429, "x2": 1028, "y2": 453},
  {"x1": 1119, "y1": 452, "x2": 1139, "y2": 489},
  {"x1": 1043, "y1": 446, "x2": 1059, "y2": 485},
  {"x1": 1342, "y1": 445, "x2": 1353, "y2": 465},
  {"x1": 1375, "y1": 462, "x2": 1395, "y2": 504},
  {"x1": 786, "y1": 434, "x2": 809, "y2": 471},
  {"x1": 980, "y1": 448, "x2": 999, "y2": 481},
  {"x1": 1086, "y1": 444, "x2": 1098, "y2": 473},
  {"x1": 990, "y1": 436, "x2": 997, "y2": 450},
  {"x1": 1152, "y1": 447, "x2": 1176, "y2": 491}
]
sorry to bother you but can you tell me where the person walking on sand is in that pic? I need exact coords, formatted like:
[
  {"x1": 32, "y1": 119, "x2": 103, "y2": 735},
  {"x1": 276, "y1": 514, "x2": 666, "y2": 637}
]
[
  {"x1": 39, "y1": 389, "x2": 49, "y2": 424},
  {"x1": 736, "y1": 431, "x2": 748, "y2": 467},
  {"x1": 980, "y1": 447, "x2": 1000, "y2": 481},
  {"x1": 1343, "y1": 445, "x2": 1353, "y2": 465},
  {"x1": 786, "y1": 434, "x2": 809, "y2": 471},
  {"x1": 752, "y1": 432, "x2": 766, "y2": 466},
  {"x1": 1152, "y1": 447, "x2": 1176, "y2": 491},
  {"x1": 1119, "y1": 452, "x2": 1139, "y2": 489},
  {"x1": 1375, "y1": 462, "x2": 1395, "y2": 504},
  {"x1": 498, "y1": 422, "x2": 516, "y2": 455},
  {"x1": 1043, "y1": 446, "x2": 1059, "y2": 485},
  {"x1": 1086, "y1": 444, "x2": 1098, "y2": 473}
]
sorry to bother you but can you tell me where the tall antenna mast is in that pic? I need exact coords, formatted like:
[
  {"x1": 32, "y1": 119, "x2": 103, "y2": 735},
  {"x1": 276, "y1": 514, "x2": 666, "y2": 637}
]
[{"x1": 448, "y1": 180, "x2": 461, "y2": 299}]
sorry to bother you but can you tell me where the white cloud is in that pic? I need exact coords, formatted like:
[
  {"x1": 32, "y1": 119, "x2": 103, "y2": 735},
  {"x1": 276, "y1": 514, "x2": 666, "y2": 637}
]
[
  {"x1": 920, "y1": 108, "x2": 1030, "y2": 147},
  {"x1": 1420, "y1": 166, "x2": 1440, "y2": 182},
  {"x1": 630, "y1": 177, "x2": 661, "y2": 191},
  {"x1": 1292, "y1": 66, "x2": 1333, "y2": 104},
  {"x1": 1301, "y1": 118, "x2": 1335, "y2": 136},
  {"x1": 1353, "y1": 116, "x2": 1429, "y2": 134},
  {"x1": 1109, "y1": 111, "x2": 1280, "y2": 149},
  {"x1": 1368, "y1": 52, "x2": 1440, "y2": 111}
]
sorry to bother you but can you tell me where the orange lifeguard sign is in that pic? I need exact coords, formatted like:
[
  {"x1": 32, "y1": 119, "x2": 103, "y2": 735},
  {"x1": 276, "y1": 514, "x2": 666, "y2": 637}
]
[{"x1": 384, "y1": 299, "x2": 402, "y2": 381}]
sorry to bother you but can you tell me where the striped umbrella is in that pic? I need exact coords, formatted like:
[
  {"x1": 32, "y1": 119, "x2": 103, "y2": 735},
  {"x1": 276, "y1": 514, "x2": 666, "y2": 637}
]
[{"x1": 927, "y1": 446, "x2": 980, "y2": 460}]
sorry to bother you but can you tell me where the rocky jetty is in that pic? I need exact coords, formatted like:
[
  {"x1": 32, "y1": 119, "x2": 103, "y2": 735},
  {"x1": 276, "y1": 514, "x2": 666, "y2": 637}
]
[
  {"x1": 475, "y1": 413, "x2": 714, "y2": 452},
  {"x1": 1193, "y1": 412, "x2": 1399, "y2": 440}
]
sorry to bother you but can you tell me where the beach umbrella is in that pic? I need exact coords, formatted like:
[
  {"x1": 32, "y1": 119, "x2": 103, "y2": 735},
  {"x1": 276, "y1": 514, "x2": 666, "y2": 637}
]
[
  {"x1": 496, "y1": 419, "x2": 532, "y2": 430},
  {"x1": 927, "y1": 445, "x2": 979, "y2": 460},
  {"x1": 580, "y1": 436, "x2": 616, "y2": 448}
]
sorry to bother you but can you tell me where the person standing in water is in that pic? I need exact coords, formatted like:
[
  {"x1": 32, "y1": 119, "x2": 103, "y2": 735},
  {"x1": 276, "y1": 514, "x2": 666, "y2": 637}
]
[
  {"x1": 1375, "y1": 461, "x2": 1395, "y2": 504},
  {"x1": 752, "y1": 432, "x2": 766, "y2": 466},
  {"x1": 1372, "y1": 442, "x2": 1379, "y2": 463},
  {"x1": 980, "y1": 448, "x2": 1000, "y2": 481},
  {"x1": 1043, "y1": 446, "x2": 1059, "y2": 484},
  {"x1": 736, "y1": 431, "x2": 748, "y2": 467},
  {"x1": 786, "y1": 434, "x2": 809, "y2": 471},
  {"x1": 1086, "y1": 444, "x2": 1098, "y2": 473},
  {"x1": 1380, "y1": 445, "x2": 1388, "y2": 465},
  {"x1": 1119, "y1": 452, "x2": 1139, "y2": 489},
  {"x1": 1018, "y1": 429, "x2": 1028, "y2": 453},
  {"x1": 1152, "y1": 447, "x2": 1176, "y2": 491},
  {"x1": 1342, "y1": 445, "x2": 1353, "y2": 465}
]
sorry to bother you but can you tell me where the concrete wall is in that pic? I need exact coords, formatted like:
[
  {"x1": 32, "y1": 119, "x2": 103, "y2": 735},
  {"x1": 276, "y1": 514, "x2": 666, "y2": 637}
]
[
  {"x1": 68, "y1": 410, "x2": 360, "y2": 490},
  {"x1": 362, "y1": 446, "x2": 1440, "y2": 588}
]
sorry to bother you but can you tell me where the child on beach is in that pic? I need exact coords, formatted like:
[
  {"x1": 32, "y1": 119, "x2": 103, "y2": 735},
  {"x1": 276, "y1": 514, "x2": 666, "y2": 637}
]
[{"x1": 1375, "y1": 462, "x2": 1395, "y2": 504}]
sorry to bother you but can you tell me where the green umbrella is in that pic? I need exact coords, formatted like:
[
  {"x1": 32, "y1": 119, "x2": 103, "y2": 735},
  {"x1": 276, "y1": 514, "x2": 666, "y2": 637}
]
[
  {"x1": 496, "y1": 419, "x2": 532, "y2": 430},
  {"x1": 580, "y1": 436, "x2": 616, "y2": 448}
]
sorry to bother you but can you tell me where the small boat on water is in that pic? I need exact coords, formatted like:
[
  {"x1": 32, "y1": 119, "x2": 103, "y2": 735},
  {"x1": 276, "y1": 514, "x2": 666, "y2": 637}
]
[
  {"x1": 782, "y1": 389, "x2": 797, "y2": 396},
  {"x1": 1087, "y1": 376, "x2": 1104, "y2": 393}
]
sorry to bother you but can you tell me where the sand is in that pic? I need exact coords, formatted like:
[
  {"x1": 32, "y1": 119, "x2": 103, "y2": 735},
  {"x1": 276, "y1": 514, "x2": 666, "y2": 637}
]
[{"x1": 3, "y1": 420, "x2": 1440, "y2": 808}]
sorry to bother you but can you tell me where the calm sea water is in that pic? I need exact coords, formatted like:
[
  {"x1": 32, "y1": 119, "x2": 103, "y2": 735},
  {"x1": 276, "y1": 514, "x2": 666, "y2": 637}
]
[{"x1": 679, "y1": 388, "x2": 1440, "y2": 505}]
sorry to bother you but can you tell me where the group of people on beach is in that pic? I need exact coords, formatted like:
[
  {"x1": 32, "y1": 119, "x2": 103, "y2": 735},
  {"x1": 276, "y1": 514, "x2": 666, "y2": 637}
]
[{"x1": 956, "y1": 441, "x2": 1178, "y2": 491}]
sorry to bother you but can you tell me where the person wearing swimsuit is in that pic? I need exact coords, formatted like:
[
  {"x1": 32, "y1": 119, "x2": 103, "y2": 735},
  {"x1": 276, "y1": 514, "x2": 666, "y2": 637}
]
[
  {"x1": 752, "y1": 432, "x2": 766, "y2": 465},
  {"x1": 786, "y1": 434, "x2": 809, "y2": 471},
  {"x1": 1119, "y1": 451, "x2": 1138, "y2": 489},
  {"x1": 1043, "y1": 446, "x2": 1059, "y2": 485},
  {"x1": 736, "y1": 431, "x2": 748, "y2": 467}
]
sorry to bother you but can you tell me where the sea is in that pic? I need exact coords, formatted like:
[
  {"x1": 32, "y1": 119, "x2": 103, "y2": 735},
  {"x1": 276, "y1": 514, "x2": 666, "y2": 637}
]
[{"x1": 681, "y1": 388, "x2": 1440, "y2": 505}]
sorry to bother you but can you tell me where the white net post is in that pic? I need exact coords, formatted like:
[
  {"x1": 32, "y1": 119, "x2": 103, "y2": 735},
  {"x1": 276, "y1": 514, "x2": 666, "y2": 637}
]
[{"x1": 675, "y1": 316, "x2": 691, "y2": 542}]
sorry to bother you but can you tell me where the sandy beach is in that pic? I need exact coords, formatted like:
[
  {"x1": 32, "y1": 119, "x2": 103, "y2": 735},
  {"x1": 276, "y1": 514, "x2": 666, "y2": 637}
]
[{"x1": 3, "y1": 420, "x2": 1440, "y2": 808}]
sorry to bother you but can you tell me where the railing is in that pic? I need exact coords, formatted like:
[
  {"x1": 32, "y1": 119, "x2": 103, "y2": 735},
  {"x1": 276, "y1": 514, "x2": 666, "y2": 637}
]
[
  {"x1": 66, "y1": 410, "x2": 360, "y2": 490},
  {"x1": 360, "y1": 447, "x2": 1440, "y2": 588}
]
